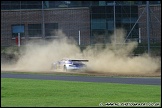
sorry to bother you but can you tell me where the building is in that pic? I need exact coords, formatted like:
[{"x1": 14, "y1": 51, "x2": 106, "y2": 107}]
[{"x1": 1, "y1": 1, "x2": 161, "y2": 46}]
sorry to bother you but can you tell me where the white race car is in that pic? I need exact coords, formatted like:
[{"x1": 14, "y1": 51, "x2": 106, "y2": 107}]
[{"x1": 51, "y1": 58, "x2": 88, "y2": 72}]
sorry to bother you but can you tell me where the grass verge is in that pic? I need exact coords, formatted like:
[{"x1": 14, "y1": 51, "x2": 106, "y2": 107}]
[{"x1": 1, "y1": 78, "x2": 161, "y2": 107}]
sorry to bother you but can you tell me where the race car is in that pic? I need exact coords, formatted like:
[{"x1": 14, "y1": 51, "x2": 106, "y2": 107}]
[{"x1": 51, "y1": 58, "x2": 89, "y2": 72}]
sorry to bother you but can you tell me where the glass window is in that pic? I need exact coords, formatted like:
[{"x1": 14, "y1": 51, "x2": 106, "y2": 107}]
[
  {"x1": 91, "y1": 1, "x2": 99, "y2": 6},
  {"x1": 43, "y1": 1, "x2": 49, "y2": 8},
  {"x1": 131, "y1": 14, "x2": 138, "y2": 17},
  {"x1": 48, "y1": 1, "x2": 56, "y2": 8},
  {"x1": 11, "y1": 1, "x2": 20, "y2": 10},
  {"x1": 106, "y1": 1, "x2": 114, "y2": 6},
  {"x1": 107, "y1": 20, "x2": 114, "y2": 30},
  {"x1": 115, "y1": 6, "x2": 122, "y2": 14},
  {"x1": 91, "y1": 6, "x2": 106, "y2": 13},
  {"x1": 121, "y1": 6, "x2": 131, "y2": 14},
  {"x1": 91, "y1": 13, "x2": 106, "y2": 19},
  {"x1": 90, "y1": 5, "x2": 142, "y2": 44},
  {"x1": 122, "y1": 14, "x2": 131, "y2": 18},
  {"x1": 21, "y1": 1, "x2": 42, "y2": 9},
  {"x1": 106, "y1": 6, "x2": 113, "y2": 14},
  {"x1": 1, "y1": 1, "x2": 20, "y2": 10},
  {"x1": 106, "y1": 14, "x2": 114, "y2": 19},
  {"x1": 81, "y1": 1, "x2": 90, "y2": 7},
  {"x1": 70, "y1": 1, "x2": 82, "y2": 7},
  {"x1": 1, "y1": 1, "x2": 10, "y2": 5},
  {"x1": 91, "y1": 19, "x2": 106, "y2": 29},
  {"x1": 49, "y1": 1, "x2": 71, "y2": 8},
  {"x1": 28, "y1": 24, "x2": 42, "y2": 37},
  {"x1": 130, "y1": 6, "x2": 138, "y2": 13},
  {"x1": 45, "y1": 23, "x2": 58, "y2": 36},
  {"x1": 11, "y1": 1, "x2": 20, "y2": 5},
  {"x1": 1, "y1": 1, "x2": 42, "y2": 10},
  {"x1": 12, "y1": 24, "x2": 25, "y2": 37},
  {"x1": 99, "y1": 1, "x2": 106, "y2": 6},
  {"x1": 115, "y1": 13, "x2": 122, "y2": 19}
]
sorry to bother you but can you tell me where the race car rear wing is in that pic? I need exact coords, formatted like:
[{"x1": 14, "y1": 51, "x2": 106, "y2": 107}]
[{"x1": 71, "y1": 60, "x2": 89, "y2": 62}]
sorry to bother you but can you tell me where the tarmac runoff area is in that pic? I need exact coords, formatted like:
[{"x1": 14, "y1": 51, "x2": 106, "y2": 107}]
[{"x1": 1, "y1": 71, "x2": 161, "y2": 85}]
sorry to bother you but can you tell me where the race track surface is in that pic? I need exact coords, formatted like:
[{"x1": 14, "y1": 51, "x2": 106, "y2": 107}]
[{"x1": 1, "y1": 72, "x2": 161, "y2": 85}]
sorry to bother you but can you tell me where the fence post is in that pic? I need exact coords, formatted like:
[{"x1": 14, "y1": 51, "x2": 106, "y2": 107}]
[
  {"x1": 18, "y1": 33, "x2": 20, "y2": 47},
  {"x1": 79, "y1": 30, "x2": 80, "y2": 45}
]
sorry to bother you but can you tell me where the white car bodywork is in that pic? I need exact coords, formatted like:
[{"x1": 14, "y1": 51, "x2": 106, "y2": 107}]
[{"x1": 51, "y1": 58, "x2": 88, "y2": 71}]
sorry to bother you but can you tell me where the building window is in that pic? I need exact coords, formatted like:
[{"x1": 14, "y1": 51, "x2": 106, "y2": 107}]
[
  {"x1": 28, "y1": 24, "x2": 42, "y2": 37},
  {"x1": 1, "y1": 1, "x2": 20, "y2": 10},
  {"x1": 21, "y1": 1, "x2": 42, "y2": 9},
  {"x1": 45, "y1": 23, "x2": 58, "y2": 36},
  {"x1": 91, "y1": 19, "x2": 106, "y2": 29},
  {"x1": 1, "y1": 1, "x2": 42, "y2": 10},
  {"x1": 12, "y1": 24, "x2": 25, "y2": 37}
]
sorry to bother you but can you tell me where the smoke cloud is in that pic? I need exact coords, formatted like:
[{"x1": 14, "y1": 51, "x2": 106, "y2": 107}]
[{"x1": 1, "y1": 29, "x2": 161, "y2": 75}]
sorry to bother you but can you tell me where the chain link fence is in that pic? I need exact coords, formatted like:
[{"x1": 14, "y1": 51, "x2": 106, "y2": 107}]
[{"x1": 1, "y1": 2, "x2": 161, "y2": 59}]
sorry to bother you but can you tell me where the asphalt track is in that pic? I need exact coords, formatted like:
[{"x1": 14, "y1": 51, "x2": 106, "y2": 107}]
[{"x1": 1, "y1": 72, "x2": 161, "y2": 85}]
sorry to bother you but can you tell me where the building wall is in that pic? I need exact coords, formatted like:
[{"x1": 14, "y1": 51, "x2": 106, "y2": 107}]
[
  {"x1": 1, "y1": 5, "x2": 161, "y2": 46},
  {"x1": 1, "y1": 7, "x2": 90, "y2": 46}
]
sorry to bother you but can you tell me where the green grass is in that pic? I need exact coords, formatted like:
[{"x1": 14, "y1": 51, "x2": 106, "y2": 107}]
[{"x1": 1, "y1": 78, "x2": 161, "y2": 107}]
